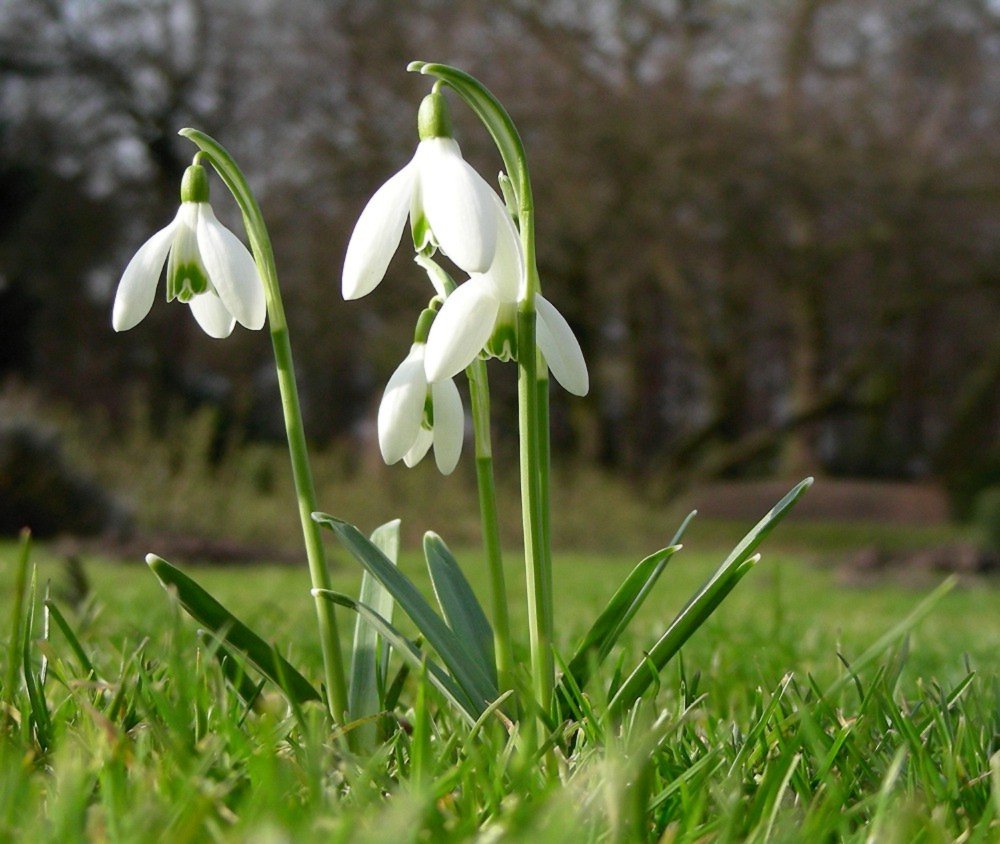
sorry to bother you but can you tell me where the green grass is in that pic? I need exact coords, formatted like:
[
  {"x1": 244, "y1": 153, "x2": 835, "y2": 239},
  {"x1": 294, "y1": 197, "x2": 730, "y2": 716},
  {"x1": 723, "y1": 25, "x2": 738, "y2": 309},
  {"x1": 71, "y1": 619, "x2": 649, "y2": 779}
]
[{"x1": 1, "y1": 534, "x2": 998, "y2": 841}]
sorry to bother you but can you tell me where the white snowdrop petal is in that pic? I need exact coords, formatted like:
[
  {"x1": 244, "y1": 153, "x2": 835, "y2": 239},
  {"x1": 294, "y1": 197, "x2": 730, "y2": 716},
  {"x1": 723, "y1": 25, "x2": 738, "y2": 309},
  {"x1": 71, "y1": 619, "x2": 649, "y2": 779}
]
[
  {"x1": 188, "y1": 292, "x2": 236, "y2": 339},
  {"x1": 535, "y1": 295, "x2": 589, "y2": 396},
  {"x1": 112, "y1": 219, "x2": 178, "y2": 331},
  {"x1": 402, "y1": 427, "x2": 433, "y2": 468},
  {"x1": 482, "y1": 193, "x2": 524, "y2": 303},
  {"x1": 431, "y1": 378, "x2": 464, "y2": 475},
  {"x1": 417, "y1": 138, "x2": 497, "y2": 274},
  {"x1": 196, "y1": 205, "x2": 266, "y2": 330},
  {"x1": 343, "y1": 163, "x2": 417, "y2": 300},
  {"x1": 424, "y1": 277, "x2": 499, "y2": 382},
  {"x1": 377, "y1": 346, "x2": 428, "y2": 464}
]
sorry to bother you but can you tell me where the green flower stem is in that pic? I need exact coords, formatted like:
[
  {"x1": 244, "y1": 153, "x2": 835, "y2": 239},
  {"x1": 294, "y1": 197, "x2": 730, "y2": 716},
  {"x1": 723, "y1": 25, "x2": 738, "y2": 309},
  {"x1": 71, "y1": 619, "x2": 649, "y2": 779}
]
[
  {"x1": 517, "y1": 305, "x2": 553, "y2": 711},
  {"x1": 465, "y1": 357, "x2": 514, "y2": 696},
  {"x1": 409, "y1": 62, "x2": 555, "y2": 714},
  {"x1": 180, "y1": 129, "x2": 349, "y2": 723}
]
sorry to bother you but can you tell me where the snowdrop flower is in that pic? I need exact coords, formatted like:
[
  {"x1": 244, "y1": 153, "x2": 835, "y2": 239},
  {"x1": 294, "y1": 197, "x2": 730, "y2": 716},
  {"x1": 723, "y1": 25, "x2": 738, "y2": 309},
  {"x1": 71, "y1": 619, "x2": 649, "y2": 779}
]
[
  {"x1": 423, "y1": 199, "x2": 590, "y2": 396},
  {"x1": 112, "y1": 163, "x2": 265, "y2": 338},
  {"x1": 378, "y1": 341, "x2": 464, "y2": 474},
  {"x1": 342, "y1": 90, "x2": 499, "y2": 300}
]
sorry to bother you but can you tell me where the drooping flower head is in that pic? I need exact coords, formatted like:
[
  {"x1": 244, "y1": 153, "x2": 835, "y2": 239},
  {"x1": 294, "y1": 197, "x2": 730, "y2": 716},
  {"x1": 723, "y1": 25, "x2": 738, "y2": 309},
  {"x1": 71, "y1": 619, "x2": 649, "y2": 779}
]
[
  {"x1": 423, "y1": 199, "x2": 590, "y2": 397},
  {"x1": 342, "y1": 88, "x2": 499, "y2": 300},
  {"x1": 112, "y1": 162, "x2": 265, "y2": 338},
  {"x1": 378, "y1": 305, "x2": 464, "y2": 474}
]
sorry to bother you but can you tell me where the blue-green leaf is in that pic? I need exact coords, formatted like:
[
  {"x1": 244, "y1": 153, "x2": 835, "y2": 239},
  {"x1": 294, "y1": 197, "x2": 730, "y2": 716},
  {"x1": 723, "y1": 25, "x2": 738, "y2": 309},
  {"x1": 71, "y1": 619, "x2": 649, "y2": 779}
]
[
  {"x1": 313, "y1": 513, "x2": 498, "y2": 714},
  {"x1": 349, "y1": 519, "x2": 400, "y2": 749},
  {"x1": 424, "y1": 532, "x2": 497, "y2": 688},
  {"x1": 560, "y1": 544, "x2": 681, "y2": 704},
  {"x1": 609, "y1": 478, "x2": 813, "y2": 714},
  {"x1": 146, "y1": 554, "x2": 320, "y2": 705},
  {"x1": 313, "y1": 589, "x2": 478, "y2": 725}
]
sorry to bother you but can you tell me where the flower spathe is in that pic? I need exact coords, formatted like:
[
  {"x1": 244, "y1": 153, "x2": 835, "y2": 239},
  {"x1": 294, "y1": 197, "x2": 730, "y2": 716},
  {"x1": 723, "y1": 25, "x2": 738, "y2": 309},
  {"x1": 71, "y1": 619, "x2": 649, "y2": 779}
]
[
  {"x1": 342, "y1": 93, "x2": 499, "y2": 301},
  {"x1": 378, "y1": 343, "x2": 464, "y2": 474},
  {"x1": 423, "y1": 200, "x2": 590, "y2": 397},
  {"x1": 112, "y1": 165, "x2": 265, "y2": 338}
]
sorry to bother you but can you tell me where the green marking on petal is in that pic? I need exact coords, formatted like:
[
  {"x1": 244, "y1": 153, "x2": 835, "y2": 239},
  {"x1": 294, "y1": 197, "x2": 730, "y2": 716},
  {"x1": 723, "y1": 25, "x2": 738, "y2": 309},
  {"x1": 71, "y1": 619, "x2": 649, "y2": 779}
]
[
  {"x1": 411, "y1": 212, "x2": 434, "y2": 253},
  {"x1": 423, "y1": 393, "x2": 434, "y2": 428},
  {"x1": 487, "y1": 322, "x2": 517, "y2": 362}
]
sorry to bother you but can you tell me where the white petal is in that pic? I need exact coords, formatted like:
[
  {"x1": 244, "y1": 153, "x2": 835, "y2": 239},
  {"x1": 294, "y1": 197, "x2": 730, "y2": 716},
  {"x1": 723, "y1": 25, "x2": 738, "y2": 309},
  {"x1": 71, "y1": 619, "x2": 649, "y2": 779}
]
[
  {"x1": 481, "y1": 193, "x2": 523, "y2": 303},
  {"x1": 188, "y1": 292, "x2": 236, "y2": 338},
  {"x1": 536, "y1": 295, "x2": 589, "y2": 396},
  {"x1": 431, "y1": 379, "x2": 463, "y2": 475},
  {"x1": 377, "y1": 345, "x2": 428, "y2": 464},
  {"x1": 342, "y1": 162, "x2": 417, "y2": 300},
  {"x1": 417, "y1": 138, "x2": 497, "y2": 274},
  {"x1": 112, "y1": 218, "x2": 178, "y2": 331},
  {"x1": 424, "y1": 277, "x2": 499, "y2": 382},
  {"x1": 196, "y1": 204, "x2": 266, "y2": 330},
  {"x1": 402, "y1": 427, "x2": 433, "y2": 468}
]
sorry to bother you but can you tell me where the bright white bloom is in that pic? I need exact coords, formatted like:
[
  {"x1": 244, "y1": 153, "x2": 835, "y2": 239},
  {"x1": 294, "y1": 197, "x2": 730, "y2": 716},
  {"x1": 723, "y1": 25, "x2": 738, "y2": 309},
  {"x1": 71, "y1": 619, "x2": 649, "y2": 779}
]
[
  {"x1": 112, "y1": 165, "x2": 265, "y2": 338},
  {"x1": 423, "y1": 199, "x2": 590, "y2": 397},
  {"x1": 378, "y1": 343, "x2": 464, "y2": 474},
  {"x1": 342, "y1": 92, "x2": 499, "y2": 300}
]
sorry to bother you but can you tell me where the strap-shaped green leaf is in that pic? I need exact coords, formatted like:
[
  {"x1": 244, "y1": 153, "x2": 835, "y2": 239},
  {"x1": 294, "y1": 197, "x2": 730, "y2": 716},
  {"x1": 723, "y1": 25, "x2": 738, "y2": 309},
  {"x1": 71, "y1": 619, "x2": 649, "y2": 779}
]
[
  {"x1": 609, "y1": 477, "x2": 813, "y2": 714},
  {"x1": 424, "y1": 532, "x2": 497, "y2": 688},
  {"x1": 313, "y1": 589, "x2": 478, "y2": 725},
  {"x1": 349, "y1": 519, "x2": 400, "y2": 749},
  {"x1": 146, "y1": 554, "x2": 320, "y2": 704},
  {"x1": 312, "y1": 513, "x2": 498, "y2": 714},
  {"x1": 557, "y1": 510, "x2": 695, "y2": 706},
  {"x1": 559, "y1": 544, "x2": 681, "y2": 704}
]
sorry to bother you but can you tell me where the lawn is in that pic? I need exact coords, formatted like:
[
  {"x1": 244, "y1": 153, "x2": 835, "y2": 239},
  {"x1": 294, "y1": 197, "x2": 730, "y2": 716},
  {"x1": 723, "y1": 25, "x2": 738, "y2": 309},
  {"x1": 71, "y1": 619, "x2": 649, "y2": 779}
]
[{"x1": 1, "y1": 529, "x2": 998, "y2": 841}]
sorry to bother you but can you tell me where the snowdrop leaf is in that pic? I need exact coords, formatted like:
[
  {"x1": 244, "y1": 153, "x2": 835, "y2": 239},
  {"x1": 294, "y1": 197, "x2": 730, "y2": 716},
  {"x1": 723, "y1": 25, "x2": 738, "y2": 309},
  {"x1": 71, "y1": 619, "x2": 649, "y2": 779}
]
[
  {"x1": 146, "y1": 554, "x2": 321, "y2": 705},
  {"x1": 313, "y1": 588, "x2": 478, "y2": 724},
  {"x1": 558, "y1": 544, "x2": 681, "y2": 709},
  {"x1": 349, "y1": 520, "x2": 400, "y2": 749},
  {"x1": 313, "y1": 513, "x2": 499, "y2": 716},
  {"x1": 608, "y1": 478, "x2": 813, "y2": 715},
  {"x1": 423, "y1": 532, "x2": 497, "y2": 688}
]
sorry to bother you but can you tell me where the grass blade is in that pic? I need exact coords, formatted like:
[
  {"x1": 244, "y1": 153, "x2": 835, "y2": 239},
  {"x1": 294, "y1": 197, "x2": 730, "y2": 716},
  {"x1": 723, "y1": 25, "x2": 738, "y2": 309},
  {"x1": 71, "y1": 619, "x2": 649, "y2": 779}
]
[
  {"x1": 313, "y1": 589, "x2": 479, "y2": 724},
  {"x1": 22, "y1": 570, "x2": 52, "y2": 751},
  {"x1": 146, "y1": 554, "x2": 320, "y2": 705},
  {"x1": 4, "y1": 529, "x2": 31, "y2": 710},
  {"x1": 424, "y1": 532, "x2": 497, "y2": 688},
  {"x1": 350, "y1": 519, "x2": 401, "y2": 749},
  {"x1": 313, "y1": 513, "x2": 498, "y2": 714},
  {"x1": 44, "y1": 599, "x2": 97, "y2": 681},
  {"x1": 197, "y1": 630, "x2": 264, "y2": 711}
]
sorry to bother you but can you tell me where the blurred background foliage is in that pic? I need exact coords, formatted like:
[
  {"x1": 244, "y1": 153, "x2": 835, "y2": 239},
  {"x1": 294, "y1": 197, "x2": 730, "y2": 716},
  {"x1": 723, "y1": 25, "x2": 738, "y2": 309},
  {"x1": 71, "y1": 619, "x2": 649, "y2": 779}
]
[{"x1": 0, "y1": 0, "x2": 997, "y2": 546}]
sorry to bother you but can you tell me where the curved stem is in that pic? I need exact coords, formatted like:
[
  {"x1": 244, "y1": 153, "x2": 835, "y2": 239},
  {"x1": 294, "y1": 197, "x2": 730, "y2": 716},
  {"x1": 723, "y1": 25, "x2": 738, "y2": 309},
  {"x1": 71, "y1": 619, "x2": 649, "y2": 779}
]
[
  {"x1": 466, "y1": 358, "x2": 514, "y2": 696},
  {"x1": 411, "y1": 63, "x2": 554, "y2": 715},
  {"x1": 179, "y1": 129, "x2": 349, "y2": 723}
]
